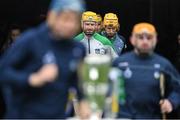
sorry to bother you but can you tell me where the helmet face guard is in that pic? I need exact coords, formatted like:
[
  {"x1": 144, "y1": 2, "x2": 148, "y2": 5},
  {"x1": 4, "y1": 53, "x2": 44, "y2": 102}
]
[{"x1": 104, "y1": 20, "x2": 119, "y2": 31}]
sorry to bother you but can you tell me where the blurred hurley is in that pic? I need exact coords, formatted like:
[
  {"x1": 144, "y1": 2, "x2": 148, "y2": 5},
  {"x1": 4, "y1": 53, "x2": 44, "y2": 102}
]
[
  {"x1": 159, "y1": 73, "x2": 166, "y2": 120},
  {"x1": 108, "y1": 68, "x2": 126, "y2": 118}
]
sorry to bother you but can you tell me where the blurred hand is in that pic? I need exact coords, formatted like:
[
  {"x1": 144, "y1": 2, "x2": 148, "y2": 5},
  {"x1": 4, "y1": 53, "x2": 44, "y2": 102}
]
[
  {"x1": 78, "y1": 100, "x2": 91, "y2": 119},
  {"x1": 159, "y1": 99, "x2": 173, "y2": 113},
  {"x1": 29, "y1": 64, "x2": 58, "y2": 87},
  {"x1": 38, "y1": 64, "x2": 58, "y2": 81}
]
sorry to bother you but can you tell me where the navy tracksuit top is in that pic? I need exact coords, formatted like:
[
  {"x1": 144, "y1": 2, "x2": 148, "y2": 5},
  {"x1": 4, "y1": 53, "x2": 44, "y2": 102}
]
[
  {"x1": 0, "y1": 23, "x2": 86, "y2": 118},
  {"x1": 113, "y1": 51, "x2": 180, "y2": 119}
]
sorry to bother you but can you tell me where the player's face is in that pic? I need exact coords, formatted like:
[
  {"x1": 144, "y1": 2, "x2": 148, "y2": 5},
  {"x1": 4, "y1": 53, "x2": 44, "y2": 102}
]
[
  {"x1": 131, "y1": 33, "x2": 157, "y2": 54},
  {"x1": 96, "y1": 22, "x2": 102, "y2": 33},
  {"x1": 49, "y1": 10, "x2": 81, "y2": 39},
  {"x1": 11, "y1": 29, "x2": 21, "y2": 41},
  {"x1": 178, "y1": 35, "x2": 180, "y2": 45},
  {"x1": 104, "y1": 26, "x2": 117, "y2": 38},
  {"x1": 82, "y1": 21, "x2": 96, "y2": 36}
]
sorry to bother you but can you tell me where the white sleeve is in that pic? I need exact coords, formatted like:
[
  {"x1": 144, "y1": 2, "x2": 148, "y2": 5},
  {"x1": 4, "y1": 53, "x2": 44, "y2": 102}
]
[{"x1": 105, "y1": 45, "x2": 118, "y2": 59}]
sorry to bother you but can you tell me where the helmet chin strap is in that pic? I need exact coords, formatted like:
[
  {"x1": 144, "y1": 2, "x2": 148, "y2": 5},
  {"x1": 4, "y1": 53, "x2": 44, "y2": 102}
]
[{"x1": 85, "y1": 32, "x2": 94, "y2": 36}]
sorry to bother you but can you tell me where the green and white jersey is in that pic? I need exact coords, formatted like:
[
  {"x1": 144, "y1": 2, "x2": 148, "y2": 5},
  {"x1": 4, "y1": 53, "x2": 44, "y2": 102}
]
[{"x1": 75, "y1": 32, "x2": 118, "y2": 58}]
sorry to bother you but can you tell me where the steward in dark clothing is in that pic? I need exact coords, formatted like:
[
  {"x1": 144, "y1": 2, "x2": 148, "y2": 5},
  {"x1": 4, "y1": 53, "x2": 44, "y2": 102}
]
[
  {"x1": 0, "y1": 24, "x2": 85, "y2": 118},
  {"x1": 0, "y1": 0, "x2": 89, "y2": 118},
  {"x1": 112, "y1": 22, "x2": 180, "y2": 119},
  {"x1": 113, "y1": 51, "x2": 180, "y2": 119}
]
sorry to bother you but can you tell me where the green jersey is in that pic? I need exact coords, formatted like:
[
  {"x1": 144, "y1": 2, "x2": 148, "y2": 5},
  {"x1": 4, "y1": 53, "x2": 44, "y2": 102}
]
[{"x1": 75, "y1": 32, "x2": 118, "y2": 58}]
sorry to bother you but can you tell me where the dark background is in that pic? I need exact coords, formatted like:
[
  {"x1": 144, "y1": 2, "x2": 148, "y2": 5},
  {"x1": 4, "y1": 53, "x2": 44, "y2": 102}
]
[
  {"x1": 0, "y1": 0, "x2": 180, "y2": 63},
  {"x1": 0, "y1": 0, "x2": 179, "y2": 117}
]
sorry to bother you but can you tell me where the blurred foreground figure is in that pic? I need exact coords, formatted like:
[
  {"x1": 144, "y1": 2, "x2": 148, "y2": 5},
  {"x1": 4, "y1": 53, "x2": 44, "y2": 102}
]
[
  {"x1": 112, "y1": 23, "x2": 180, "y2": 119},
  {"x1": 0, "y1": 0, "x2": 90, "y2": 119}
]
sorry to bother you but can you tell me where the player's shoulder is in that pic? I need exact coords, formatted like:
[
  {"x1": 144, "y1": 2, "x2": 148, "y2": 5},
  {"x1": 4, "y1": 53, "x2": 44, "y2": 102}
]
[
  {"x1": 16, "y1": 23, "x2": 46, "y2": 43},
  {"x1": 119, "y1": 51, "x2": 134, "y2": 59},
  {"x1": 74, "y1": 32, "x2": 85, "y2": 41},
  {"x1": 112, "y1": 51, "x2": 133, "y2": 65},
  {"x1": 153, "y1": 53, "x2": 172, "y2": 66},
  {"x1": 73, "y1": 40, "x2": 85, "y2": 48},
  {"x1": 12, "y1": 23, "x2": 53, "y2": 50},
  {"x1": 12, "y1": 28, "x2": 37, "y2": 47},
  {"x1": 72, "y1": 40, "x2": 86, "y2": 57},
  {"x1": 93, "y1": 33, "x2": 112, "y2": 45}
]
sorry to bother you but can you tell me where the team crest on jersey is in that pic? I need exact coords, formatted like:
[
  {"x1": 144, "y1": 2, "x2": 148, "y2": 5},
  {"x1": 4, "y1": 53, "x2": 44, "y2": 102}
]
[
  {"x1": 118, "y1": 47, "x2": 122, "y2": 50},
  {"x1": 119, "y1": 62, "x2": 129, "y2": 67},
  {"x1": 95, "y1": 48, "x2": 106, "y2": 55},
  {"x1": 100, "y1": 48, "x2": 106, "y2": 55},
  {"x1": 154, "y1": 71, "x2": 160, "y2": 79},
  {"x1": 153, "y1": 64, "x2": 161, "y2": 79},
  {"x1": 95, "y1": 49, "x2": 100, "y2": 54},
  {"x1": 154, "y1": 63, "x2": 161, "y2": 69},
  {"x1": 124, "y1": 67, "x2": 132, "y2": 79},
  {"x1": 42, "y1": 51, "x2": 56, "y2": 64}
]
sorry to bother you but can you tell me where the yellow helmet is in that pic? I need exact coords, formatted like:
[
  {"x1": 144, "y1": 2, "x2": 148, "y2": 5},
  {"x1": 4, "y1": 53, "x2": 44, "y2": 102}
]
[
  {"x1": 81, "y1": 11, "x2": 98, "y2": 22},
  {"x1": 132, "y1": 22, "x2": 157, "y2": 35},
  {"x1": 103, "y1": 13, "x2": 119, "y2": 28},
  {"x1": 96, "y1": 14, "x2": 102, "y2": 23}
]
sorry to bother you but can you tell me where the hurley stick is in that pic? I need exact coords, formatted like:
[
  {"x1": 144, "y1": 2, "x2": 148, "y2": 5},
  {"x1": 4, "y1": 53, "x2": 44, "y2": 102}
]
[{"x1": 160, "y1": 73, "x2": 166, "y2": 120}]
